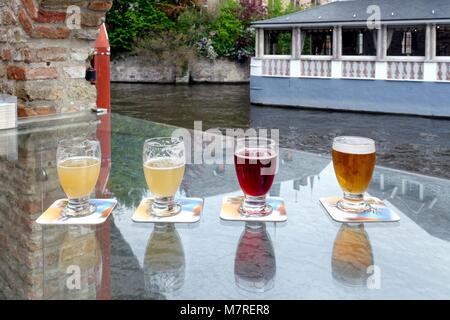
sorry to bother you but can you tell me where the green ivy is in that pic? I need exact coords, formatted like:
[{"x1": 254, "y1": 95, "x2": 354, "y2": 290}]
[
  {"x1": 106, "y1": 0, "x2": 306, "y2": 60},
  {"x1": 107, "y1": 0, "x2": 173, "y2": 52},
  {"x1": 209, "y1": 0, "x2": 244, "y2": 57}
]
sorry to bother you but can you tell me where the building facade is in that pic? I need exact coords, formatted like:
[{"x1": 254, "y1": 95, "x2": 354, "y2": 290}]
[{"x1": 250, "y1": 0, "x2": 450, "y2": 117}]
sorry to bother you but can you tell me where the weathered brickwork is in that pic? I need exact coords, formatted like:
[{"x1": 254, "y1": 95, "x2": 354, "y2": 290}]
[{"x1": 0, "y1": 0, "x2": 112, "y2": 117}]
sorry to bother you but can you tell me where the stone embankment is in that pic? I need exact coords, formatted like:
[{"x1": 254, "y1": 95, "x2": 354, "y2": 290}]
[{"x1": 111, "y1": 55, "x2": 250, "y2": 84}]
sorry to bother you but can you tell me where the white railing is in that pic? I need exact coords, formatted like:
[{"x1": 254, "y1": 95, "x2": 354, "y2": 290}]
[
  {"x1": 251, "y1": 57, "x2": 450, "y2": 82},
  {"x1": 300, "y1": 60, "x2": 332, "y2": 78},
  {"x1": 342, "y1": 61, "x2": 376, "y2": 79},
  {"x1": 437, "y1": 62, "x2": 450, "y2": 81},
  {"x1": 262, "y1": 58, "x2": 290, "y2": 77},
  {"x1": 387, "y1": 61, "x2": 424, "y2": 81}
]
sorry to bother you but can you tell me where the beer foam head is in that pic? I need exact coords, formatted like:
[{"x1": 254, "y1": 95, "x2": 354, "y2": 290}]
[{"x1": 333, "y1": 136, "x2": 376, "y2": 155}]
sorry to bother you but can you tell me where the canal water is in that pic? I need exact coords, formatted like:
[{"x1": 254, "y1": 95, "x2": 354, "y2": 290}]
[{"x1": 111, "y1": 83, "x2": 450, "y2": 179}]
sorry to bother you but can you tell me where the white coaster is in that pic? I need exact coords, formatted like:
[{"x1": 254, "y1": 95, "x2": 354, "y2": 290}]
[
  {"x1": 36, "y1": 198, "x2": 117, "y2": 225},
  {"x1": 320, "y1": 196, "x2": 401, "y2": 223},
  {"x1": 220, "y1": 196, "x2": 287, "y2": 222},
  {"x1": 132, "y1": 197, "x2": 204, "y2": 223}
]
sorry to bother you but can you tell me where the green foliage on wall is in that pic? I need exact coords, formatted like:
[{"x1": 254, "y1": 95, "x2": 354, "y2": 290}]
[
  {"x1": 106, "y1": 0, "x2": 306, "y2": 61},
  {"x1": 210, "y1": 0, "x2": 245, "y2": 58},
  {"x1": 107, "y1": 0, "x2": 174, "y2": 52}
]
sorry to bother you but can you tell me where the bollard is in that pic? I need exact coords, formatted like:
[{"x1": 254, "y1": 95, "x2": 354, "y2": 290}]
[{"x1": 95, "y1": 23, "x2": 111, "y2": 111}]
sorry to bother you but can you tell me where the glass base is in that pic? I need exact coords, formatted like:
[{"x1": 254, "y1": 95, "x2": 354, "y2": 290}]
[
  {"x1": 148, "y1": 196, "x2": 181, "y2": 218},
  {"x1": 63, "y1": 197, "x2": 96, "y2": 217},
  {"x1": 337, "y1": 193, "x2": 371, "y2": 214},
  {"x1": 239, "y1": 195, "x2": 272, "y2": 217}
]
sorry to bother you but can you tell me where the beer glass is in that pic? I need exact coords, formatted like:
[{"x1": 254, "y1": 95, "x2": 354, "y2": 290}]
[
  {"x1": 332, "y1": 136, "x2": 376, "y2": 213},
  {"x1": 234, "y1": 137, "x2": 278, "y2": 217},
  {"x1": 143, "y1": 137, "x2": 185, "y2": 217},
  {"x1": 57, "y1": 138, "x2": 101, "y2": 217}
]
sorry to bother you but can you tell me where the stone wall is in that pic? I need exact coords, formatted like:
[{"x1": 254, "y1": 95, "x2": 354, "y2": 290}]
[
  {"x1": 0, "y1": 0, "x2": 112, "y2": 118},
  {"x1": 111, "y1": 55, "x2": 250, "y2": 84}
]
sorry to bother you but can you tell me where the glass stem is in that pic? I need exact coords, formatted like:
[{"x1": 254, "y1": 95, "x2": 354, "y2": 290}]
[
  {"x1": 65, "y1": 197, "x2": 94, "y2": 217},
  {"x1": 153, "y1": 196, "x2": 176, "y2": 211},
  {"x1": 343, "y1": 192, "x2": 365, "y2": 203},
  {"x1": 240, "y1": 195, "x2": 272, "y2": 217}
]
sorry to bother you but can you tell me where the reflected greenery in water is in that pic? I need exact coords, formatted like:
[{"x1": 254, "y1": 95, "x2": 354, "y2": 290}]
[{"x1": 109, "y1": 114, "x2": 178, "y2": 208}]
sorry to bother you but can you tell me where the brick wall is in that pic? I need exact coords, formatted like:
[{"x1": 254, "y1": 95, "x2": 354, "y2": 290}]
[{"x1": 0, "y1": 0, "x2": 112, "y2": 118}]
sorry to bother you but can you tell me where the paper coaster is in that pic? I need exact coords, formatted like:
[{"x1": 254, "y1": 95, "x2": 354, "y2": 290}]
[
  {"x1": 320, "y1": 196, "x2": 400, "y2": 223},
  {"x1": 36, "y1": 198, "x2": 117, "y2": 225},
  {"x1": 220, "y1": 196, "x2": 287, "y2": 222},
  {"x1": 132, "y1": 197, "x2": 204, "y2": 223}
]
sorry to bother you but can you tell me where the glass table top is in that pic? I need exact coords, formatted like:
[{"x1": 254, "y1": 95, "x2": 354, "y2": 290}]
[{"x1": 1, "y1": 112, "x2": 450, "y2": 300}]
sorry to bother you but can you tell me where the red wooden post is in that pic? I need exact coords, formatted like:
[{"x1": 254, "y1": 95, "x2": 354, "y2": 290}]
[
  {"x1": 95, "y1": 22, "x2": 112, "y2": 199},
  {"x1": 95, "y1": 23, "x2": 111, "y2": 111}
]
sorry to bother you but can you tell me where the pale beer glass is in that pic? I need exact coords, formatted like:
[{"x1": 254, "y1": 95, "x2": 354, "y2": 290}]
[
  {"x1": 332, "y1": 136, "x2": 376, "y2": 213},
  {"x1": 57, "y1": 138, "x2": 101, "y2": 217},
  {"x1": 143, "y1": 137, "x2": 185, "y2": 217}
]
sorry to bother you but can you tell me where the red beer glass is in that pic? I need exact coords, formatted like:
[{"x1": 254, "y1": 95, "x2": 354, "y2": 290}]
[{"x1": 234, "y1": 137, "x2": 278, "y2": 216}]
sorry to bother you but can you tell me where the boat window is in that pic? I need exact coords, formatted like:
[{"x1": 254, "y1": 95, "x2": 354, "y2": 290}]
[
  {"x1": 264, "y1": 30, "x2": 292, "y2": 55},
  {"x1": 342, "y1": 28, "x2": 377, "y2": 56},
  {"x1": 436, "y1": 25, "x2": 450, "y2": 56},
  {"x1": 387, "y1": 26, "x2": 425, "y2": 57},
  {"x1": 301, "y1": 29, "x2": 333, "y2": 56}
]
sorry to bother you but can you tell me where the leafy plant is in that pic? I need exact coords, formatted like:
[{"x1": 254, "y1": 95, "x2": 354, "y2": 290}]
[
  {"x1": 107, "y1": 0, "x2": 174, "y2": 52},
  {"x1": 106, "y1": 0, "x2": 307, "y2": 61},
  {"x1": 239, "y1": 0, "x2": 267, "y2": 23},
  {"x1": 209, "y1": 0, "x2": 244, "y2": 58},
  {"x1": 196, "y1": 37, "x2": 218, "y2": 60},
  {"x1": 134, "y1": 30, "x2": 196, "y2": 74},
  {"x1": 177, "y1": 7, "x2": 212, "y2": 46},
  {"x1": 267, "y1": 0, "x2": 283, "y2": 18}
]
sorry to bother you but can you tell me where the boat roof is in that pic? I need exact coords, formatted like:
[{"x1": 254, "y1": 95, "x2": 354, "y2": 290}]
[{"x1": 252, "y1": 0, "x2": 450, "y2": 28}]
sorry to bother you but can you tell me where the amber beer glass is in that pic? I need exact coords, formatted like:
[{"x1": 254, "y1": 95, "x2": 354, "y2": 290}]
[
  {"x1": 332, "y1": 136, "x2": 376, "y2": 213},
  {"x1": 57, "y1": 138, "x2": 101, "y2": 217},
  {"x1": 143, "y1": 137, "x2": 185, "y2": 217}
]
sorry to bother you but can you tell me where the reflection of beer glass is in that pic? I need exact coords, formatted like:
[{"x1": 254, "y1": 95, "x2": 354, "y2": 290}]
[
  {"x1": 234, "y1": 137, "x2": 278, "y2": 217},
  {"x1": 332, "y1": 136, "x2": 376, "y2": 213},
  {"x1": 144, "y1": 224, "x2": 185, "y2": 298},
  {"x1": 57, "y1": 138, "x2": 101, "y2": 217},
  {"x1": 234, "y1": 222, "x2": 276, "y2": 292},
  {"x1": 331, "y1": 223, "x2": 373, "y2": 286},
  {"x1": 57, "y1": 226, "x2": 103, "y2": 299},
  {"x1": 143, "y1": 137, "x2": 185, "y2": 217}
]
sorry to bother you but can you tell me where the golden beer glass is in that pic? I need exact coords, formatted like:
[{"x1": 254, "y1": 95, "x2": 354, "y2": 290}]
[
  {"x1": 332, "y1": 136, "x2": 376, "y2": 213},
  {"x1": 57, "y1": 138, "x2": 101, "y2": 217},
  {"x1": 143, "y1": 137, "x2": 185, "y2": 217}
]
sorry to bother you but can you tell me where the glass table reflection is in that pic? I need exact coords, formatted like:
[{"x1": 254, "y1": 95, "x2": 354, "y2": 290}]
[{"x1": 1, "y1": 112, "x2": 450, "y2": 299}]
